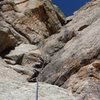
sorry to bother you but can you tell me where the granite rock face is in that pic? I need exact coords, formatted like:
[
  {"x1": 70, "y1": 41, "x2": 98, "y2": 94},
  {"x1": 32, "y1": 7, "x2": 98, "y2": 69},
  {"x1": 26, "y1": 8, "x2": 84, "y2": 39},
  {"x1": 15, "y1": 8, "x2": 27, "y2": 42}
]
[{"x1": 0, "y1": 0, "x2": 100, "y2": 100}]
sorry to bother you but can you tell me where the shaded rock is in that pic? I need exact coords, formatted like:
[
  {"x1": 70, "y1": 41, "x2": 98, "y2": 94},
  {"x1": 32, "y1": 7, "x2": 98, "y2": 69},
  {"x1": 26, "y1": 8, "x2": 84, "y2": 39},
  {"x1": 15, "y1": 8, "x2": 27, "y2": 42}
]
[
  {"x1": 27, "y1": 69, "x2": 39, "y2": 82},
  {"x1": 0, "y1": 23, "x2": 17, "y2": 54},
  {"x1": 53, "y1": 4, "x2": 65, "y2": 25}
]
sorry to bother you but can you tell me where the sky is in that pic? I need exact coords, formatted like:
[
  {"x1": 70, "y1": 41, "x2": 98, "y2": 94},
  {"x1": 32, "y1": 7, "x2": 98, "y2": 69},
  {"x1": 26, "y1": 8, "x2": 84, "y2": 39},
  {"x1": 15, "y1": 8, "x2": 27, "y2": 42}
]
[{"x1": 52, "y1": 0, "x2": 90, "y2": 16}]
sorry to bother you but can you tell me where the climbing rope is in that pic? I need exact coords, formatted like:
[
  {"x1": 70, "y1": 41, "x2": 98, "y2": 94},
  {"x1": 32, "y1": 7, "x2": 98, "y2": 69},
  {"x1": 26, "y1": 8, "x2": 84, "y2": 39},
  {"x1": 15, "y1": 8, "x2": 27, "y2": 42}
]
[
  {"x1": 36, "y1": 78, "x2": 39, "y2": 100},
  {"x1": 35, "y1": 56, "x2": 46, "y2": 100}
]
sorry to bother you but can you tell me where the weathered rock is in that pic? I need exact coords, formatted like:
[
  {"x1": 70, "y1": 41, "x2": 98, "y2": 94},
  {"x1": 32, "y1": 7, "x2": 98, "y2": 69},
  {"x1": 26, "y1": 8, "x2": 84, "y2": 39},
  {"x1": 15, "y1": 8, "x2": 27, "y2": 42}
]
[
  {"x1": 6, "y1": 44, "x2": 39, "y2": 63},
  {"x1": 0, "y1": 57, "x2": 27, "y2": 83},
  {"x1": 0, "y1": 82, "x2": 75, "y2": 100},
  {"x1": 0, "y1": 57, "x2": 75, "y2": 100},
  {"x1": 0, "y1": 0, "x2": 100, "y2": 100},
  {"x1": 21, "y1": 49, "x2": 42, "y2": 67},
  {"x1": 62, "y1": 60, "x2": 100, "y2": 100},
  {"x1": 66, "y1": 0, "x2": 100, "y2": 32},
  {"x1": 4, "y1": 58, "x2": 16, "y2": 65},
  {"x1": 5, "y1": 43, "x2": 42, "y2": 80},
  {"x1": 7, "y1": 64, "x2": 33, "y2": 76},
  {"x1": 0, "y1": 0, "x2": 65, "y2": 46},
  {"x1": 0, "y1": 22, "x2": 17, "y2": 54},
  {"x1": 38, "y1": 16, "x2": 100, "y2": 86},
  {"x1": 0, "y1": 13, "x2": 29, "y2": 45},
  {"x1": 42, "y1": 27, "x2": 75, "y2": 57}
]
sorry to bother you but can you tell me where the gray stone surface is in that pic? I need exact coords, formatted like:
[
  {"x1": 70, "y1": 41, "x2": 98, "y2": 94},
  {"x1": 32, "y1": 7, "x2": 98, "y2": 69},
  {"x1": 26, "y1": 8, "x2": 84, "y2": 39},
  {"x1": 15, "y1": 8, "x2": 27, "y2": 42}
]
[
  {"x1": 0, "y1": 82, "x2": 75, "y2": 100},
  {"x1": 0, "y1": 0, "x2": 100, "y2": 100},
  {"x1": 0, "y1": 57, "x2": 75, "y2": 100},
  {"x1": 38, "y1": 7, "x2": 100, "y2": 87},
  {"x1": 6, "y1": 44, "x2": 39, "y2": 62}
]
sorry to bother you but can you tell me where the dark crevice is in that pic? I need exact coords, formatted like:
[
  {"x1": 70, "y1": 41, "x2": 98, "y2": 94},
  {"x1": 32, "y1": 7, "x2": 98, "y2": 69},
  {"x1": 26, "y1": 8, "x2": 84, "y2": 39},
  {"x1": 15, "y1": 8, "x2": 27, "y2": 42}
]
[
  {"x1": 27, "y1": 70, "x2": 39, "y2": 82},
  {"x1": 0, "y1": 46, "x2": 15, "y2": 57},
  {"x1": 27, "y1": 58, "x2": 46, "y2": 83},
  {"x1": 15, "y1": 0, "x2": 29, "y2": 5},
  {"x1": 56, "y1": 12, "x2": 65, "y2": 26},
  {"x1": 11, "y1": 26, "x2": 32, "y2": 43},
  {"x1": 78, "y1": 25, "x2": 89, "y2": 31},
  {"x1": 65, "y1": 19, "x2": 72, "y2": 24},
  {"x1": 16, "y1": 54, "x2": 24, "y2": 65},
  {"x1": 54, "y1": 65, "x2": 81, "y2": 86},
  {"x1": 80, "y1": 58, "x2": 91, "y2": 66}
]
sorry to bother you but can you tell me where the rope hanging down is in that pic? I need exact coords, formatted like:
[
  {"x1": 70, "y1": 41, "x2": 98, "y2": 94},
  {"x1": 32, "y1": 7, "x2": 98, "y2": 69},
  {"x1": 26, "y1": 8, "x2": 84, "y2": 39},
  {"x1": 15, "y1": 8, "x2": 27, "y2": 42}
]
[
  {"x1": 35, "y1": 57, "x2": 45, "y2": 100},
  {"x1": 36, "y1": 78, "x2": 39, "y2": 100}
]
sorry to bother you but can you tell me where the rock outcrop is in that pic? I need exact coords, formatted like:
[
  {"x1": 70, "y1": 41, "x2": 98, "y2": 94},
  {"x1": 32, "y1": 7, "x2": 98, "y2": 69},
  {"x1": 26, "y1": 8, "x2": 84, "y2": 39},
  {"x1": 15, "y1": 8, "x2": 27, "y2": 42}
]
[
  {"x1": 0, "y1": 0, "x2": 65, "y2": 46},
  {"x1": 0, "y1": 0, "x2": 100, "y2": 100},
  {"x1": 62, "y1": 60, "x2": 100, "y2": 100},
  {"x1": 0, "y1": 58, "x2": 74, "y2": 100}
]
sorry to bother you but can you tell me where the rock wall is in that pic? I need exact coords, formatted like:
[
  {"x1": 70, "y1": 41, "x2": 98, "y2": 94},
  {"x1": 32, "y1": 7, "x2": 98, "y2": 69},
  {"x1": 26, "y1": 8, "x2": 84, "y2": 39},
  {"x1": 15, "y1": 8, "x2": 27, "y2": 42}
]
[
  {"x1": 0, "y1": 0, "x2": 100, "y2": 100},
  {"x1": 0, "y1": 0, "x2": 65, "y2": 46}
]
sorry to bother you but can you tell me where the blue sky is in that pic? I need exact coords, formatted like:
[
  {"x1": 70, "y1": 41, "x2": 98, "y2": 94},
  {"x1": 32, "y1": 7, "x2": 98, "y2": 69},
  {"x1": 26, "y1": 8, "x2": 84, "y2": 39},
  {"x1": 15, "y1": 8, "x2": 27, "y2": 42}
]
[{"x1": 52, "y1": 0, "x2": 90, "y2": 16}]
